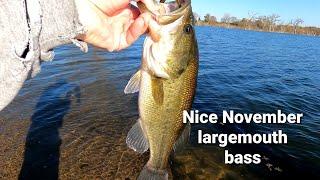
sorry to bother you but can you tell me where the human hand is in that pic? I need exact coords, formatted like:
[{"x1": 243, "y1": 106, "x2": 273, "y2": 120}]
[{"x1": 75, "y1": 0, "x2": 156, "y2": 51}]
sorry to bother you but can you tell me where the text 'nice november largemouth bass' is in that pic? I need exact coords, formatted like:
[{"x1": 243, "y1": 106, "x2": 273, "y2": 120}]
[{"x1": 124, "y1": 0, "x2": 199, "y2": 179}]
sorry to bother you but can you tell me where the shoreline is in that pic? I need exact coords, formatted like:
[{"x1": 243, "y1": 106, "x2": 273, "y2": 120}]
[{"x1": 196, "y1": 23, "x2": 320, "y2": 37}]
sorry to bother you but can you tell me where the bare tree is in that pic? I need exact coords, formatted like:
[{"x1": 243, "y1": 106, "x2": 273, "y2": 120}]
[
  {"x1": 257, "y1": 16, "x2": 269, "y2": 30},
  {"x1": 278, "y1": 21, "x2": 286, "y2": 32},
  {"x1": 221, "y1": 13, "x2": 231, "y2": 23},
  {"x1": 229, "y1": 16, "x2": 238, "y2": 23},
  {"x1": 268, "y1": 14, "x2": 280, "y2": 31},
  {"x1": 193, "y1": 12, "x2": 200, "y2": 23},
  {"x1": 247, "y1": 11, "x2": 258, "y2": 29},
  {"x1": 204, "y1": 13, "x2": 211, "y2": 22},
  {"x1": 292, "y1": 18, "x2": 304, "y2": 34},
  {"x1": 209, "y1": 16, "x2": 217, "y2": 24},
  {"x1": 204, "y1": 14, "x2": 217, "y2": 25},
  {"x1": 221, "y1": 13, "x2": 237, "y2": 27}
]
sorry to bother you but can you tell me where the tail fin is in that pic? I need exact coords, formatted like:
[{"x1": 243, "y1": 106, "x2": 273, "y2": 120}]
[{"x1": 138, "y1": 165, "x2": 168, "y2": 180}]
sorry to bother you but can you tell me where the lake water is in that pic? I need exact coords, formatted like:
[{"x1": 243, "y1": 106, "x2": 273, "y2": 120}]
[{"x1": 0, "y1": 27, "x2": 319, "y2": 179}]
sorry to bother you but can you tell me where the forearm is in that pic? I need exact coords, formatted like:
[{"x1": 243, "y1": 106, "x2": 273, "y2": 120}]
[{"x1": 0, "y1": 0, "x2": 87, "y2": 111}]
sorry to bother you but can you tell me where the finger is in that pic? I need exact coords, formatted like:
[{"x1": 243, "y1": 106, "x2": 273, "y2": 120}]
[
  {"x1": 89, "y1": 0, "x2": 130, "y2": 16},
  {"x1": 113, "y1": 4, "x2": 140, "y2": 19},
  {"x1": 123, "y1": 13, "x2": 152, "y2": 48}
]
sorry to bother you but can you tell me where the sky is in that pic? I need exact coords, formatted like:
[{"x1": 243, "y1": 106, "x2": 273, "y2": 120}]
[{"x1": 191, "y1": 0, "x2": 320, "y2": 27}]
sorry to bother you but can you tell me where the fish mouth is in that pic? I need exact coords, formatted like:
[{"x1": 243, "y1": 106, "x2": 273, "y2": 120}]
[
  {"x1": 138, "y1": 0, "x2": 191, "y2": 24},
  {"x1": 156, "y1": 0, "x2": 191, "y2": 25},
  {"x1": 157, "y1": 0, "x2": 191, "y2": 16}
]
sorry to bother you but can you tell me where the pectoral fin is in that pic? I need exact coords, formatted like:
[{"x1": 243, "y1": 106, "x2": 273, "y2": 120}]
[
  {"x1": 124, "y1": 70, "x2": 141, "y2": 94},
  {"x1": 126, "y1": 119, "x2": 149, "y2": 153},
  {"x1": 151, "y1": 78, "x2": 164, "y2": 105}
]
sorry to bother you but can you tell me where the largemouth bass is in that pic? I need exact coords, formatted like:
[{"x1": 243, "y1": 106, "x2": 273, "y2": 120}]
[{"x1": 124, "y1": 0, "x2": 198, "y2": 179}]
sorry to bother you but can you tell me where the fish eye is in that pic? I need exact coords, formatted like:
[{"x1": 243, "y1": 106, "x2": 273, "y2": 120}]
[{"x1": 184, "y1": 24, "x2": 193, "y2": 34}]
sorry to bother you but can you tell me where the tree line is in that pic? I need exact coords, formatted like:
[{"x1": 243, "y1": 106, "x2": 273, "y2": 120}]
[{"x1": 193, "y1": 12, "x2": 320, "y2": 36}]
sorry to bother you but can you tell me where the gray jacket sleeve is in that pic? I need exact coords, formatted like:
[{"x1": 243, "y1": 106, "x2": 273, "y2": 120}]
[{"x1": 0, "y1": 0, "x2": 87, "y2": 111}]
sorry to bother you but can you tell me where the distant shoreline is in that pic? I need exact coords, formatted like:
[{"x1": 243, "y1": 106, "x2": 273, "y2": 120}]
[
  {"x1": 196, "y1": 23, "x2": 320, "y2": 37},
  {"x1": 195, "y1": 21, "x2": 320, "y2": 37},
  {"x1": 194, "y1": 13, "x2": 320, "y2": 37}
]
